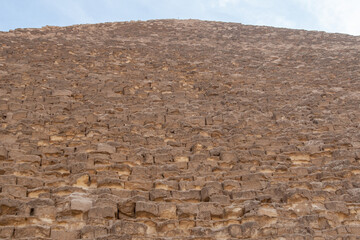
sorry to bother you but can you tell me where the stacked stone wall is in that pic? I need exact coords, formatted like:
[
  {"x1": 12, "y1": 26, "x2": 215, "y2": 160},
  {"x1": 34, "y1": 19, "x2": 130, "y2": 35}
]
[{"x1": 0, "y1": 19, "x2": 360, "y2": 239}]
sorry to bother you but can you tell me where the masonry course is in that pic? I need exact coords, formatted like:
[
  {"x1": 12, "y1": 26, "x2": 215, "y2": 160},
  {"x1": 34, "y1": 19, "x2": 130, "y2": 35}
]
[{"x1": 0, "y1": 19, "x2": 360, "y2": 239}]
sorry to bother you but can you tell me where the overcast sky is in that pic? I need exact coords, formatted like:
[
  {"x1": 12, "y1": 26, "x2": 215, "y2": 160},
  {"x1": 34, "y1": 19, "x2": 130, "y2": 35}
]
[{"x1": 1, "y1": 0, "x2": 359, "y2": 35}]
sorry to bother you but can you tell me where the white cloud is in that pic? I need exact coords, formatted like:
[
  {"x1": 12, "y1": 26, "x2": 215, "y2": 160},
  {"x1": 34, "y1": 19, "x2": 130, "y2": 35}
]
[{"x1": 296, "y1": 0, "x2": 360, "y2": 35}]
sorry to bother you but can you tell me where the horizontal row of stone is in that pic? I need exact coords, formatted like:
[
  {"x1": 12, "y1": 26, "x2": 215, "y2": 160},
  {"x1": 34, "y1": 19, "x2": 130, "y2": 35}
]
[{"x1": 1, "y1": 220, "x2": 360, "y2": 239}]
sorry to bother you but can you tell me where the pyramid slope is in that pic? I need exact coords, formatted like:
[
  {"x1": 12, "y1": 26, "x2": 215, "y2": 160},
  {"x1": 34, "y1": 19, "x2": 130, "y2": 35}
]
[{"x1": 0, "y1": 19, "x2": 360, "y2": 239}]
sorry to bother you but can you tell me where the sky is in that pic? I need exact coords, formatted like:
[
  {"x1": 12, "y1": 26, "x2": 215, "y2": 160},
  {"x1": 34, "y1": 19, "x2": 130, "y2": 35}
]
[{"x1": 0, "y1": 0, "x2": 359, "y2": 36}]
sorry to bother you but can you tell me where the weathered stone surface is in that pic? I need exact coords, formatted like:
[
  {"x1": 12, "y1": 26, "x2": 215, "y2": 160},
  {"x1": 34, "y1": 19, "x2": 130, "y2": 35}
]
[
  {"x1": 51, "y1": 229, "x2": 80, "y2": 240},
  {"x1": 70, "y1": 194, "x2": 93, "y2": 212},
  {"x1": 0, "y1": 19, "x2": 359, "y2": 239},
  {"x1": 111, "y1": 220, "x2": 147, "y2": 235},
  {"x1": 14, "y1": 225, "x2": 50, "y2": 238},
  {"x1": 135, "y1": 201, "x2": 159, "y2": 218}
]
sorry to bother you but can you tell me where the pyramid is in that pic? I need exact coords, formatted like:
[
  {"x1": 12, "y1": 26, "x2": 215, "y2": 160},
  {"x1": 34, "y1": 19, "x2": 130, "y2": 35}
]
[{"x1": 1, "y1": 19, "x2": 360, "y2": 239}]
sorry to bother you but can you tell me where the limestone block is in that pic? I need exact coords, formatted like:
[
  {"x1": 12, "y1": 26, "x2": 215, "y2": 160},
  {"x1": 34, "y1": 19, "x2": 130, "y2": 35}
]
[
  {"x1": 198, "y1": 203, "x2": 224, "y2": 218},
  {"x1": 53, "y1": 89, "x2": 72, "y2": 96},
  {"x1": 156, "y1": 219, "x2": 178, "y2": 235},
  {"x1": 324, "y1": 201, "x2": 349, "y2": 214},
  {"x1": 220, "y1": 152, "x2": 238, "y2": 161},
  {"x1": 32, "y1": 205, "x2": 56, "y2": 221},
  {"x1": 88, "y1": 206, "x2": 117, "y2": 219},
  {"x1": 0, "y1": 147, "x2": 7, "y2": 160},
  {"x1": 51, "y1": 229, "x2": 80, "y2": 240},
  {"x1": 174, "y1": 156, "x2": 189, "y2": 163},
  {"x1": 172, "y1": 190, "x2": 201, "y2": 202},
  {"x1": 70, "y1": 197, "x2": 93, "y2": 212},
  {"x1": 149, "y1": 189, "x2": 171, "y2": 201},
  {"x1": 190, "y1": 227, "x2": 214, "y2": 237},
  {"x1": 177, "y1": 203, "x2": 198, "y2": 219},
  {"x1": 224, "y1": 205, "x2": 244, "y2": 219},
  {"x1": 158, "y1": 203, "x2": 177, "y2": 219},
  {"x1": 111, "y1": 220, "x2": 147, "y2": 236},
  {"x1": 0, "y1": 175, "x2": 16, "y2": 185},
  {"x1": 197, "y1": 211, "x2": 211, "y2": 220},
  {"x1": 154, "y1": 180, "x2": 178, "y2": 190},
  {"x1": 14, "y1": 225, "x2": 50, "y2": 238},
  {"x1": 98, "y1": 178, "x2": 124, "y2": 189},
  {"x1": 71, "y1": 174, "x2": 91, "y2": 188},
  {"x1": 14, "y1": 154, "x2": 41, "y2": 166},
  {"x1": 136, "y1": 201, "x2": 159, "y2": 218},
  {"x1": 240, "y1": 180, "x2": 263, "y2": 191},
  {"x1": 81, "y1": 226, "x2": 108, "y2": 239},
  {"x1": 154, "y1": 153, "x2": 172, "y2": 163},
  {"x1": 258, "y1": 206, "x2": 278, "y2": 217},
  {"x1": 0, "y1": 227, "x2": 13, "y2": 238},
  {"x1": 190, "y1": 154, "x2": 208, "y2": 162},
  {"x1": 346, "y1": 225, "x2": 360, "y2": 235},
  {"x1": 223, "y1": 180, "x2": 240, "y2": 191},
  {"x1": 240, "y1": 222, "x2": 258, "y2": 238},
  {"x1": 0, "y1": 199, "x2": 21, "y2": 215},
  {"x1": 244, "y1": 200, "x2": 260, "y2": 214},
  {"x1": 228, "y1": 224, "x2": 242, "y2": 238},
  {"x1": 12, "y1": 111, "x2": 27, "y2": 120},
  {"x1": 118, "y1": 199, "x2": 136, "y2": 217},
  {"x1": 2, "y1": 185, "x2": 27, "y2": 198},
  {"x1": 209, "y1": 194, "x2": 230, "y2": 204},
  {"x1": 16, "y1": 176, "x2": 43, "y2": 189},
  {"x1": 97, "y1": 143, "x2": 116, "y2": 153},
  {"x1": 112, "y1": 164, "x2": 131, "y2": 176},
  {"x1": 124, "y1": 181, "x2": 152, "y2": 191},
  {"x1": 201, "y1": 186, "x2": 222, "y2": 202}
]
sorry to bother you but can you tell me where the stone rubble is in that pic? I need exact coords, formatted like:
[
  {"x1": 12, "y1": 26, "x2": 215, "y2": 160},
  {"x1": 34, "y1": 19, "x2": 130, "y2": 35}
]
[{"x1": 0, "y1": 19, "x2": 360, "y2": 239}]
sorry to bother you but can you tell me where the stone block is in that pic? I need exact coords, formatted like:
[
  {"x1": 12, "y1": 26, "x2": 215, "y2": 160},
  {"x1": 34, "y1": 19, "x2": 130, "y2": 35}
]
[
  {"x1": 177, "y1": 203, "x2": 198, "y2": 219},
  {"x1": 0, "y1": 227, "x2": 13, "y2": 238},
  {"x1": 258, "y1": 206, "x2": 278, "y2": 217},
  {"x1": 209, "y1": 194, "x2": 230, "y2": 204},
  {"x1": 149, "y1": 189, "x2": 171, "y2": 201},
  {"x1": 241, "y1": 180, "x2": 265, "y2": 190},
  {"x1": 172, "y1": 190, "x2": 201, "y2": 202},
  {"x1": 158, "y1": 203, "x2": 177, "y2": 219},
  {"x1": 0, "y1": 199, "x2": 21, "y2": 215},
  {"x1": 118, "y1": 199, "x2": 136, "y2": 217},
  {"x1": 124, "y1": 181, "x2": 152, "y2": 191},
  {"x1": 174, "y1": 156, "x2": 189, "y2": 162},
  {"x1": 198, "y1": 203, "x2": 224, "y2": 218},
  {"x1": 2, "y1": 185, "x2": 27, "y2": 198},
  {"x1": 201, "y1": 186, "x2": 222, "y2": 202},
  {"x1": 14, "y1": 225, "x2": 50, "y2": 238},
  {"x1": 154, "y1": 153, "x2": 172, "y2": 163},
  {"x1": 154, "y1": 180, "x2": 178, "y2": 190},
  {"x1": 53, "y1": 89, "x2": 72, "y2": 96},
  {"x1": 136, "y1": 201, "x2": 158, "y2": 218},
  {"x1": 97, "y1": 143, "x2": 116, "y2": 153},
  {"x1": 220, "y1": 152, "x2": 238, "y2": 161},
  {"x1": 324, "y1": 201, "x2": 349, "y2": 214},
  {"x1": 222, "y1": 180, "x2": 240, "y2": 191},
  {"x1": 16, "y1": 176, "x2": 43, "y2": 189},
  {"x1": 71, "y1": 197, "x2": 93, "y2": 212},
  {"x1": 51, "y1": 229, "x2": 80, "y2": 240},
  {"x1": 228, "y1": 224, "x2": 242, "y2": 238},
  {"x1": 224, "y1": 205, "x2": 244, "y2": 219},
  {"x1": 156, "y1": 219, "x2": 178, "y2": 235},
  {"x1": 0, "y1": 175, "x2": 16, "y2": 185},
  {"x1": 0, "y1": 147, "x2": 7, "y2": 160},
  {"x1": 32, "y1": 205, "x2": 56, "y2": 220},
  {"x1": 111, "y1": 220, "x2": 147, "y2": 236},
  {"x1": 88, "y1": 206, "x2": 117, "y2": 219},
  {"x1": 81, "y1": 226, "x2": 108, "y2": 239}
]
